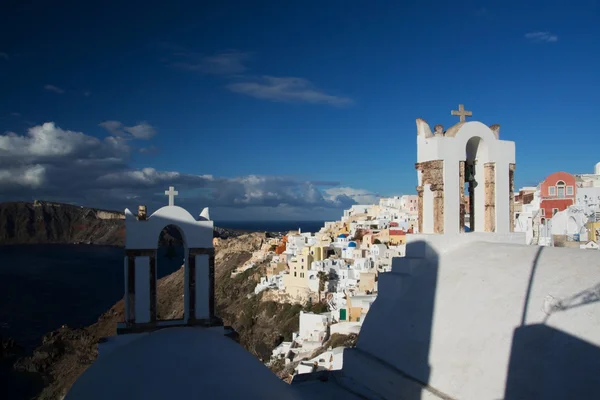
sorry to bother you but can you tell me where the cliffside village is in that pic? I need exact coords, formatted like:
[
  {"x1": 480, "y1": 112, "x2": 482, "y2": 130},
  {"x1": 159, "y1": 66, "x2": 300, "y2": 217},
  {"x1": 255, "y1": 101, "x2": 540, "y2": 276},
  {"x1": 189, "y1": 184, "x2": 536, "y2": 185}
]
[
  {"x1": 66, "y1": 108, "x2": 600, "y2": 400},
  {"x1": 240, "y1": 195, "x2": 418, "y2": 374},
  {"x1": 239, "y1": 165, "x2": 600, "y2": 376}
]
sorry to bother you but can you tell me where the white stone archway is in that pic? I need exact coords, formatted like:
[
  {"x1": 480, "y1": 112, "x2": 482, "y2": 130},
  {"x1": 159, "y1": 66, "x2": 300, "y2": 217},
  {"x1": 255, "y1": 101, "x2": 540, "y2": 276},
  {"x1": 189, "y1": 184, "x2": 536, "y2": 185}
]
[
  {"x1": 415, "y1": 108, "x2": 516, "y2": 235},
  {"x1": 119, "y1": 188, "x2": 221, "y2": 334}
]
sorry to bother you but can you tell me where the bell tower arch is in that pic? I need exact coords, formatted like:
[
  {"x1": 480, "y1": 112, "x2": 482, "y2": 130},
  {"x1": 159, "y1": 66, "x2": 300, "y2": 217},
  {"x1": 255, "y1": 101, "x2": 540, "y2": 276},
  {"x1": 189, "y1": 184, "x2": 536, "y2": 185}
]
[
  {"x1": 415, "y1": 105, "x2": 516, "y2": 235},
  {"x1": 119, "y1": 186, "x2": 222, "y2": 334}
]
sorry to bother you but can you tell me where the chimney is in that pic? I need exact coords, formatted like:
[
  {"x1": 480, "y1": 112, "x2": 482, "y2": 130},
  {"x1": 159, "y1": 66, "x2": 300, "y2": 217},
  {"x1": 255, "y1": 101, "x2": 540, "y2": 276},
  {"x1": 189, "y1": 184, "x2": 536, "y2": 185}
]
[{"x1": 137, "y1": 205, "x2": 147, "y2": 220}]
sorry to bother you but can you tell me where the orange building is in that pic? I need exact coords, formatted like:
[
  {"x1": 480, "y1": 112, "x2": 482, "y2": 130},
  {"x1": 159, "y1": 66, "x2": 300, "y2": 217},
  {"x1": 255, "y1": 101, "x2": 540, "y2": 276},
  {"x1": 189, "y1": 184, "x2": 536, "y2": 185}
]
[
  {"x1": 539, "y1": 172, "x2": 576, "y2": 218},
  {"x1": 275, "y1": 236, "x2": 287, "y2": 255}
]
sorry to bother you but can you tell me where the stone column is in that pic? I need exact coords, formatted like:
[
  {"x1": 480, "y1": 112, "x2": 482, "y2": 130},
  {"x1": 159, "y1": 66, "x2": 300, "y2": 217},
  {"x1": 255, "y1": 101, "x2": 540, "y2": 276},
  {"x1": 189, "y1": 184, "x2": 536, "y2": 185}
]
[
  {"x1": 415, "y1": 160, "x2": 444, "y2": 234},
  {"x1": 433, "y1": 187, "x2": 445, "y2": 234},
  {"x1": 509, "y1": 163, "x2": 516, "y2": 232},
  {"x1": 416, "y1": 185, "x2": 424, "y2": 234},
  {"x1": 188, "y1": 248, "x2": 216, "y2": 320},
  {"x1": 459, "y1": 161, "x2": 466, "y2": 232},
  {"x1": 484, "y1": 163, "x2": 496, "y2": 232}
]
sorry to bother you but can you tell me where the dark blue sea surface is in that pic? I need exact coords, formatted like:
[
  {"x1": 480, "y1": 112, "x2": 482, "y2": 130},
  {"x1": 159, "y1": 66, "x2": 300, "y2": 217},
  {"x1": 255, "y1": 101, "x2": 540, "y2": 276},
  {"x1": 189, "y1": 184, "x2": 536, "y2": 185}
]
[
  {"x1": 216, "y1": 220, "x2": 326, "y2": 233},
  {"x1": 0, "y1": 244, "x2": 185, "y2": 349},
  {"x1": 0, "y1": 244, "x2": 185, "y2": 400}
]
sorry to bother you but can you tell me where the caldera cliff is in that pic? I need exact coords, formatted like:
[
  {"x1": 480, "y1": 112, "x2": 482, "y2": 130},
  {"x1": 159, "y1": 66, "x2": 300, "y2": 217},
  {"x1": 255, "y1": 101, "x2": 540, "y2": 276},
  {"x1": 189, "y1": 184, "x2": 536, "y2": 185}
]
[
  {"x1": 0, "y1": 201, "x2": 241, "y2": 246},
  {"x1": 13, "y1": 232, "x2": 314, "y2": 400}
]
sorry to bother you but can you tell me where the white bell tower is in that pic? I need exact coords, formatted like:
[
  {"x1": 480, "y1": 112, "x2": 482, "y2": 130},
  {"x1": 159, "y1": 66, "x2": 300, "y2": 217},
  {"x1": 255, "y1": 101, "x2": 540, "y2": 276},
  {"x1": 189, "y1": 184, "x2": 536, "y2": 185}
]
[
  {"x1": 119, "y1": 186, "x2": 221, "y2": 333},
  {"x1": 415, "y1": 104, "x2": 517, "y2": 235}
]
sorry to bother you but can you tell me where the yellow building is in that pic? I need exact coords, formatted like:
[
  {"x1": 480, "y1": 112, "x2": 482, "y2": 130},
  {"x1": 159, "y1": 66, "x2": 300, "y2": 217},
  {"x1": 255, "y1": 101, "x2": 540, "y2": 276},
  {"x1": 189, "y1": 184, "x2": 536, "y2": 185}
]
[
  {"x1": 359, "y1": 272, "x2": 376, "y2": 294},
  {"x1": 344, "y1": 294, "x2": 365, "y2": 322},
  {"x1": 282, "y1": 252, "x2": 315, "y2": 302},
  {"x1": 266, "y1": 262, "x2": 287, "y2": 278},
  {"x1": 388, "y1": 229, "x2": 407, "y2": 245},
  {"x1": 374, "y1": 229, "x2": 389, "y2": 244},
  {"x1": 587, "y1": 221, "x2": 600, "y2": 242},
  {"x1": 306, "y1": 244, "x2": 331, "y2": 261}
]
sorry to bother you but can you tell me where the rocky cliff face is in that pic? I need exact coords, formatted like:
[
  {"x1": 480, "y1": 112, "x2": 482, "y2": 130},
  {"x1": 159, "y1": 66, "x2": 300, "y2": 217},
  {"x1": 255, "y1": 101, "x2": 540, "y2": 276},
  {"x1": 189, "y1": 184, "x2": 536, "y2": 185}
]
[
  {"x1": 0, "y1": 201, "x2": 244, "y2": 246},
  {"x1": 14, "y1": 232, "x2": 308, "y2": 400},
  {"x1": 0, "y1": 201, "x2": 125, "y2": 246}
]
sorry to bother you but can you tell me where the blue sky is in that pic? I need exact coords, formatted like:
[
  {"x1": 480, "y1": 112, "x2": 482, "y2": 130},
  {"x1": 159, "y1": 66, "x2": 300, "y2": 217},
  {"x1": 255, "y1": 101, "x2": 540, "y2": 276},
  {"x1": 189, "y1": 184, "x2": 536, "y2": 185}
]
[{"x1": 1, "y1": 0, "x2": 599, "y2": 221}]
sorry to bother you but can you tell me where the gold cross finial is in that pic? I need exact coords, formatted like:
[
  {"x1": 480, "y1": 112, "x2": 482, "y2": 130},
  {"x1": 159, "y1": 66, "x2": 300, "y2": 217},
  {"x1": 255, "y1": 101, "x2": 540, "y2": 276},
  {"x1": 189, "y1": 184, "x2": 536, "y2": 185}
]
[{"x1": 451, "y1": 104, "x2": 472, "y2": 122}]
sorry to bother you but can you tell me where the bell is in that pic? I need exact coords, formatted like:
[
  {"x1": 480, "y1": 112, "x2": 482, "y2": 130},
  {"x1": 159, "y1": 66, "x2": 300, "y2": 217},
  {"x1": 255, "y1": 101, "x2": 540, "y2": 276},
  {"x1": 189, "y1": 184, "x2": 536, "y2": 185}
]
[{"x1": 465, "y1": 166, "x2": 475, "y2": 182}]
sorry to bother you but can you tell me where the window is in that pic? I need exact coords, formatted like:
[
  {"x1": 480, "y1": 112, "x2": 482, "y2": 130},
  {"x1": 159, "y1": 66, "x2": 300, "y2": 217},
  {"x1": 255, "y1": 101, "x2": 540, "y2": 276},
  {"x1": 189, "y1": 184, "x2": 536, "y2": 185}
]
[
  {"x1": 541, "y1": 209, "x2": 545, "y2": 216},
  {"x1": 300, "y1": 273, "x2": 304, "y2": 278},
  {"x1": 552, "y1": 208, "x2": 559, "y2": 216},
  {"x1": 567, "y1": 186, "x2": 574, "y2": 196},
  {"x1": 294, "y1": 272, "x2": 297, "y2": 277},
  {"x1": 548, "y1": 186, "x2": 556, "y2": 196},
  {"x1": 556, "y1": 180, "x2": 566, "y2": 198}
]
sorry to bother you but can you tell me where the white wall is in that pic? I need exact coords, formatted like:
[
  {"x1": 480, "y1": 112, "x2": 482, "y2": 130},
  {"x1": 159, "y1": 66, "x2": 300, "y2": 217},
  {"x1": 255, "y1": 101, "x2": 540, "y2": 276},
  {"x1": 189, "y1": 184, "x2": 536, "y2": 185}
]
[
  {"x1": 195, "y1": 254, "x2": 210, "y2": 319},
  {"x1": 495, "y1": 159, "x2": 510, "y2": 233},
  {"x1": 125, "y1": 205, "x2": 213, "y2": 249},
  {"x1": 422, "y1": 183, "x2": 434, "y2": 233},
  {"x1": 576, "y1": 187, "x2": 600, "y2": 213},
  {"x1": 298, "y1": 312, "x2": 329, "y2": 342},
  {"x1": 134, "y1": 256, "x2": 151, "y2": 324},
  {"x1": 345, "y1": 239, "x2": 600, "y2": 400},
  {"x1": 330, "y1": 322, "x2": 362, "y2": 336},
  {"x1": 551, "y1": 208, "x2": 588, "y2": 238},
  {"x1": 124, "y1": 257, "x2": 130, "y2": 321}
]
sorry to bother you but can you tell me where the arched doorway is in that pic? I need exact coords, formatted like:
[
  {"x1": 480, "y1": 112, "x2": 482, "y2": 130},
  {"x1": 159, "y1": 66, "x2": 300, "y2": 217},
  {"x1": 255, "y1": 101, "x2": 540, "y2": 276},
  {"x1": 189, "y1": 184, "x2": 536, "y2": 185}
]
[
  {"x1": 464, "y1": 136, "x2": 489, "y2": 232},
  {"x1": 156, "y1": 225, "x2": 187, "y2": 321}
]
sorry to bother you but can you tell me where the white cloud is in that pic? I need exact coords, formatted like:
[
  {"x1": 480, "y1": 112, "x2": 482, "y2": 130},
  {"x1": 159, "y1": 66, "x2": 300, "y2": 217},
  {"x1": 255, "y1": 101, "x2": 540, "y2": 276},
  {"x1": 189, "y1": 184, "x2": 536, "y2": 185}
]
[
  {"x1": 98, "y1": 120, "x2": 124, "y2": 136},
  {"x1": 525, "y1": 32, "x2": 558, "y2": 43},
  {"x1": 164, "y1": 46, "x2": 353, "y2": 107},
  {"x1": 0, "y1": 52, "x2": 8, "y2": 60},
  {"x1": 0, "y1": 165, "x2": 46, "y2": 189},
  {"x1": 227, "y1": 76, "x2": 353, "y2": 107},
  {"x1": 0, "y1": 122, "x2": 128, "y2": 159},
  {"x1": 99, "y1": 120, "x2": 157, "y2": 140},
  {"x1": 166, "y1": 45, "x2": 250, "y2": 75},
  {"x1": 0, "y1": 123, "x2": 375, "y2": 219},
  {"x1": 139, "y1": 145, "x2": 158, "y2": 155},
  {"x1": 44, "y1": 84, "x2": 65, "y2": 94},
  {"x1": 98, "y1": 168, "x2": 184, "y2": 186},
  {"x1": 324, "y1": 187, "x2": 381, "y2": 206},
  {"x1": 124, "y1": 122, "x2": 157, "y2": 139}
]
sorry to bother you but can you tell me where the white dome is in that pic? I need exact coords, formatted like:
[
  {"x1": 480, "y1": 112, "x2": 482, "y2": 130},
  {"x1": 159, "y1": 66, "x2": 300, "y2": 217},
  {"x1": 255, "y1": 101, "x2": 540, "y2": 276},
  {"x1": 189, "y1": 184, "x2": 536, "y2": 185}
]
[
  {"x1": 65, "y1": 327, "x2": 302, "y2": 400},
  {"x1": 595, "y1": 162, "x2": 600, "y2": 175}
]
